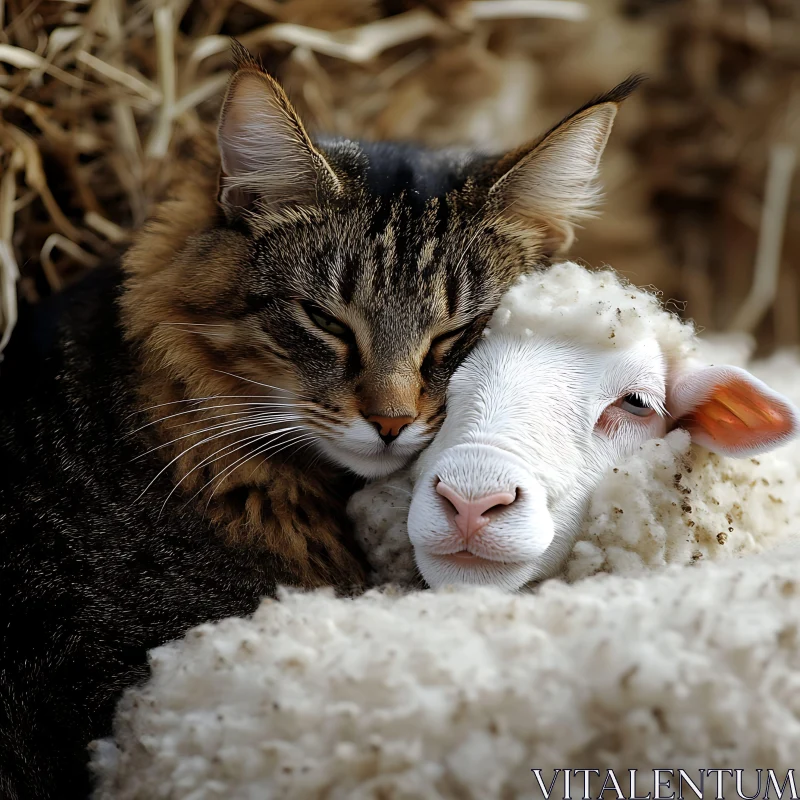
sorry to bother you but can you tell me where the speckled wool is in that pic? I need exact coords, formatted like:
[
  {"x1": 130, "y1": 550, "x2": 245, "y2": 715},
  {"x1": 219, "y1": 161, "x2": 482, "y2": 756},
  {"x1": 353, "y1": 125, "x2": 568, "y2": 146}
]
[
  {"x1": 567, "y1": 427, "x2": 800, "y2": 580},
  {"x1": 91, "y1": 541, "x2": 800, "y2": 800},
  {"x1": 486, "y1": 261, "x2": 695, "y2": 363}
]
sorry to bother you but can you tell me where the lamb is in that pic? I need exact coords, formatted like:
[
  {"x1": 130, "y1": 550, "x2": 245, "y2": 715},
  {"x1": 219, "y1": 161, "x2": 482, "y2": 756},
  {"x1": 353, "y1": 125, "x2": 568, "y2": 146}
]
[
  {"x1": 350, "y1": 261, "x2": 800, "y2": 590},
  {"x1": 91, "y1": 263, "x2": 800, "y2": 797}
]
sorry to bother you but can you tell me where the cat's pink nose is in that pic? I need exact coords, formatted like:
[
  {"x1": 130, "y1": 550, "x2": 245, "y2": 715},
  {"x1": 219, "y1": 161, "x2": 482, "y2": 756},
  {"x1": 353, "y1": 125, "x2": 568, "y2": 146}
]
[{"x1": 435, "y1": 480, "x2": 517, "y2": 543}]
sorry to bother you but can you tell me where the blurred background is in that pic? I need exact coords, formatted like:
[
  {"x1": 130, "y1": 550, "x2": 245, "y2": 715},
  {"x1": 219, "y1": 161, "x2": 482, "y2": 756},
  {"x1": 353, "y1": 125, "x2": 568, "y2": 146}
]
[{"x1": 1, "y1": 0, "x2": 798, "y2": 355}]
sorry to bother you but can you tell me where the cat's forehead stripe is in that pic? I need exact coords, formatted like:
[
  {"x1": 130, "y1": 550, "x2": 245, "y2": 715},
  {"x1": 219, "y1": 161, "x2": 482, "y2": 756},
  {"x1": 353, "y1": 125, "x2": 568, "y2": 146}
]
[{"x1": 336, "y1": 252, "x2": 358, "y2": 305}]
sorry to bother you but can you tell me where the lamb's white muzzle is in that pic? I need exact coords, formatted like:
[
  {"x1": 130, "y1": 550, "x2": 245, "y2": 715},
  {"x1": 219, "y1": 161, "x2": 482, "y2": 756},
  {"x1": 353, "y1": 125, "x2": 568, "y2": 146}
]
[{"x1": 408, "y1": 443, "x2": 555, "y2": 590}]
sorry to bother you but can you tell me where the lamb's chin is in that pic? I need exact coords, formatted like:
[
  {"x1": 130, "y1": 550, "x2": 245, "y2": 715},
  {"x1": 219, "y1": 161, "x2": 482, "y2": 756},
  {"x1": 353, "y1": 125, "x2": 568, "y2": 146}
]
[
  {"x1": 314, "y1": 439, "x2": 414, "y2": 479},
  {"x1": 414, "y1": 549, "x2": 537, "y2": 591}
]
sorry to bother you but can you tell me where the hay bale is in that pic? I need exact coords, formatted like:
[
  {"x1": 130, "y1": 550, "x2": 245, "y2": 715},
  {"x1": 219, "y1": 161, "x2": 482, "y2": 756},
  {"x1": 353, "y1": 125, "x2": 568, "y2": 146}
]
[{"x1": 1, "y1": 0, "x2": 798, "y2": 353}]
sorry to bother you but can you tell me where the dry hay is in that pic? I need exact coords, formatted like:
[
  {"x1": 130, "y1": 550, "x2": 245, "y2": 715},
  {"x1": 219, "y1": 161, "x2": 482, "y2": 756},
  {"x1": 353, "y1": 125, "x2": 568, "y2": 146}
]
[{"x1": 1, "y1": 0, "x2": 798, "y2": 356}]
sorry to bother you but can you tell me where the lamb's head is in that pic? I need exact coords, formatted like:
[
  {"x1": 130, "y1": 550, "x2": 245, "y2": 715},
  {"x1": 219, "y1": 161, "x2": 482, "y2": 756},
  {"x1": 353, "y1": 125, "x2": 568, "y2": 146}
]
[{"x1": 408, "y1": 262, "x2": 800, "y2": 590}]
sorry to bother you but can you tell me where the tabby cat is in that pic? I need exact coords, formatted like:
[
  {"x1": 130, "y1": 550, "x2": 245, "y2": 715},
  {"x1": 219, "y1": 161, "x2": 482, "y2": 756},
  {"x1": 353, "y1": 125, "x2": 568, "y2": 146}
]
[{"x1": 0, "y1": 43, "x2": 638, "y2": 799}]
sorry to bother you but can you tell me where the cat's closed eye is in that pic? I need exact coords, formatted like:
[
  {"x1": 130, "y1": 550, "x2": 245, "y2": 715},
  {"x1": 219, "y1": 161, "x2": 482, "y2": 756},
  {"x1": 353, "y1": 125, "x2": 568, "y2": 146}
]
[
  {"x1": 427, "y1": 319, "x2": 485, "y2": 361},
  {"x1": 300, "y1": 302, "x2": 352, "y2": 340}
]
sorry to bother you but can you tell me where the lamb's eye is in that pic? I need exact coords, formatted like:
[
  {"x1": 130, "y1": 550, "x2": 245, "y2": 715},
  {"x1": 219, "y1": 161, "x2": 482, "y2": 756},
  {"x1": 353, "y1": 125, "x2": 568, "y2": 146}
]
[
  {"x1": 620, "y1": 393, "x2": 653, "y2": 417},
  {"x1": 301, "y1": 304, "x2": 350, "y2": 339}
]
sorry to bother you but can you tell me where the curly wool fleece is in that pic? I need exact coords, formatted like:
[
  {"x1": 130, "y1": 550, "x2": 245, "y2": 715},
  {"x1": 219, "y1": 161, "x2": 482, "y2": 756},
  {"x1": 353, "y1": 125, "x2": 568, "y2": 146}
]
[
  {"x1": 92, "y1": 540, "x2": 800, "y2": 800},
  {"x1": 485, "y1": 261, "x2": 695, "y2": 362}
]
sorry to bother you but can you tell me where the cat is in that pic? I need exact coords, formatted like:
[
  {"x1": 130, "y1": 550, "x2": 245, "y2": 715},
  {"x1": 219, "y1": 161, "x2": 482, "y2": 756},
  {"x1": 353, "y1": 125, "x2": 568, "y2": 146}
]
[{"x1": 0, "y1": 41, "x2": 639, "y2": 799}]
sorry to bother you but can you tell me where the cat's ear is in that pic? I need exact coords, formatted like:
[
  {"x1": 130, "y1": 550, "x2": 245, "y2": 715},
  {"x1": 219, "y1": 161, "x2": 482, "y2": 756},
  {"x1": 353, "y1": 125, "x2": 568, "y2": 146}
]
[
  {"x1": 217, "y1": 42, "x2": 340, "y2": 219},
  {"x1": 488, "y1": 76, "x2": 643, "y2": 254}
]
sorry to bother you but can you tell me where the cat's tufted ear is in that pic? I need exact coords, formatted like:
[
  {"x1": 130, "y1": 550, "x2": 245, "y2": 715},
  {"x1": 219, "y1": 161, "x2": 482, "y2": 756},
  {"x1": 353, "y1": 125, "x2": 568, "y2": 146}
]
[
  {"x1": 488, "y1": 76, "x2": 643, "y2": 254},
  {"x1": 217, "y1": 43, "x2": 340, "y2": 220},
  {"x1": 668, "y1": 365, "x2": 800, "y2": 457}
]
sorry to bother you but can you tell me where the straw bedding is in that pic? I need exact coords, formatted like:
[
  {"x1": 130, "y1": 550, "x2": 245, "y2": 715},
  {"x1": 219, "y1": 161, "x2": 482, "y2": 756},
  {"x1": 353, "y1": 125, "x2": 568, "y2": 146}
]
[{"x1": 2, "y1": 0, "x2": 799, "y2": 356}]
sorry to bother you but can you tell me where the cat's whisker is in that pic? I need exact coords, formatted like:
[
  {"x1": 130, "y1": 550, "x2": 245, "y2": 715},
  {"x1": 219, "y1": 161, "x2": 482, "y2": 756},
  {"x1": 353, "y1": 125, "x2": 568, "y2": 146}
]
[
  {"x1": 134, "y1": 412, "x2": 304, "y2": 459},
  {"x1": 158, "y1": 426, "x2": 309, "y2": 517},
  {"x1": 167, "y1": 413, "x2": 305, "y2": 441},
  {"x1": 157, "y1": 436, "x2": 264, "y2": 519},
  {"x1": 212, "y1": 370, "x2": 311, "y2": 400},
  {"x1": 246, "y1": 433, "x2": 321, "y2": 481},
  {"x1": 190, "y1": 430, "x2": 318, "y2": 514},
  {"x1": 135, "y1": 419, "x2": 265, "y2": 462},
  {"x1": 127, "y1": 394, "x2": 309, "y2": 420},
  {"x1": 184, "y1": 425, "x2": 306, "y2": 477},
  {"x1": 135, "y1": 421, "x2": 306, "y2": 505},
  {"x1": 162, "y1": 409, "x2": 304, "y2": 431},
  {"x1": 204, "y1": 434, "x2": 319, "y2": 509},
  {"x1": 158, "y1": 322, "x2": 228, "y2": 327},
  {"x1": 215, "y1": 432, "x2": 318, "y2": 497},
  {"x1": 131, "y1": 403, "x2": 310, "y2": 434}
]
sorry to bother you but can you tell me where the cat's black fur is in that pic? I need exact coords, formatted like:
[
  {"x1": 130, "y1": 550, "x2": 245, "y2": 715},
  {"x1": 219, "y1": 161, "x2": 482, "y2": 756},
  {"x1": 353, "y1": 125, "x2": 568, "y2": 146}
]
[
  {"x1": 348, "y1": 140, "x2": 477, "y2": 200},
  {"x1": 0, "y1": 267, "x2": 334, "y2": 798}
]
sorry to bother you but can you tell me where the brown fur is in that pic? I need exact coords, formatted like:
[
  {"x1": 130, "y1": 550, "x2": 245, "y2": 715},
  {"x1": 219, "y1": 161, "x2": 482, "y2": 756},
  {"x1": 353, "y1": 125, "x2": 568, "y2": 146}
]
[{"x1": 121, "y1": 171, "x2": 359, "y2": 586}]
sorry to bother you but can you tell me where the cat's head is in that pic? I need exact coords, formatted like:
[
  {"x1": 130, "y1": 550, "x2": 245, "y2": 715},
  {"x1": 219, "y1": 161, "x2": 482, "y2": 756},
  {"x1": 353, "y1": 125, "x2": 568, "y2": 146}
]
[{"x1": 124, "y1": 44, "x2": 639, "y2": 481}]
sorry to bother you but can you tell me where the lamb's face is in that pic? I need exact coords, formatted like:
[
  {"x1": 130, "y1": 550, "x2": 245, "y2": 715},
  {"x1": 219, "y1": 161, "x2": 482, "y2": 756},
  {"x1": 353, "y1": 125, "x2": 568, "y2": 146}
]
[
  {"x1": 403, "y1": 262, "x2": 800, "y2": 591},
  {"x1": 407, "y1": 332, "x2": 669, "y2": 590}
]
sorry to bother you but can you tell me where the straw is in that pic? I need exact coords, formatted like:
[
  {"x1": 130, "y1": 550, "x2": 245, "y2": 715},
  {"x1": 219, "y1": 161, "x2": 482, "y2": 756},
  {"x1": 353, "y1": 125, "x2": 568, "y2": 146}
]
[{"x1": 1, "y1": 0, "x2": 798, "y2": 356}]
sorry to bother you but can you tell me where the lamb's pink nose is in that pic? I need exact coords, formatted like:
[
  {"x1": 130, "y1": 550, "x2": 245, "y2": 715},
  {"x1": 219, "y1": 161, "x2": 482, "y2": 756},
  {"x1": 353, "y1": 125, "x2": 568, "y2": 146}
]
[{"x1": 435, "y1": 480, "x2": 517, "y2": 543}]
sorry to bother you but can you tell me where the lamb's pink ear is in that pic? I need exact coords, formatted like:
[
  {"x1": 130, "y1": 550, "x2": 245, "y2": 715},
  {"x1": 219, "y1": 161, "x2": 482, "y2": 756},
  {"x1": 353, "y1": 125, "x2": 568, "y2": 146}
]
[
  {"x1": 668, "y1": 365, "x2": 800, "y2": 457},
  {"x1": 217, "y1": 43, "x2": 339, "y2": 218}
]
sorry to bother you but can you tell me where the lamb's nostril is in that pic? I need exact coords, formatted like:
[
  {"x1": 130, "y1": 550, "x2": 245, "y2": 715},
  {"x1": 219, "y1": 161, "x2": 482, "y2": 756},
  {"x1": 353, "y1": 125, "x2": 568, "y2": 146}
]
[{"x1": 435, "y1": 480, "x2": 518, "y2": 542}]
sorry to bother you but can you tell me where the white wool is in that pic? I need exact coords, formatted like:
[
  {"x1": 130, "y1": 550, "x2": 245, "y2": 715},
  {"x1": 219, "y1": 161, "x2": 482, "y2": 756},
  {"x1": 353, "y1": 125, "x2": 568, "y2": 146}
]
[
  {"x1": 487, "y1": 261, "x2": 696, "y2": 365},
  {"x1": 92, "y1": 541, "x2": 800, "y2": 799},
  {"x1": 568, "y1": 427, "x2": 800, "y2": 581}
]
